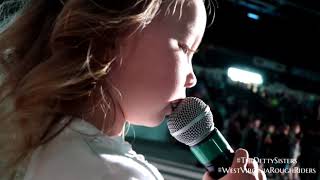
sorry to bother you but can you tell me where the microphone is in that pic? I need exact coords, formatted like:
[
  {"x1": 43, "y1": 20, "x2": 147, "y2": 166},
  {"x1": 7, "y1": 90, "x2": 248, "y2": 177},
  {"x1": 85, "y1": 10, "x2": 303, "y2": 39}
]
[{"x1": 167, "y1": 97, "x2": 234, "y2": 179}]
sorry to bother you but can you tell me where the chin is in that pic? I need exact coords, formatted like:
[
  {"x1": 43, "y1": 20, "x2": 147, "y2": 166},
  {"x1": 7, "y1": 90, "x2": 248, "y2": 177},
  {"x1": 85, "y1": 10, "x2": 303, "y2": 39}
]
[
  {"x1": 148, "y1": 119, "x2": 165, "y2": 127},
  {"x1": 141, "y1": 119, "x2": 165, "y2": 127},
  {"x1": 133, "y1": 115, "x2": 166, "y2": 127},
  {"x1": 129, "y1": 110, "x2": 168, "y2": 127}
]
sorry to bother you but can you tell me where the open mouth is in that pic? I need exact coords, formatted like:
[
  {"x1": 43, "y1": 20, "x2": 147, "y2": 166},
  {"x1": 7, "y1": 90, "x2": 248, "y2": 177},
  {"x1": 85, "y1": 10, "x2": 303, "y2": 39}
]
[{"x1": 170, "y1": 99, "x2": 183, "y2": 112}]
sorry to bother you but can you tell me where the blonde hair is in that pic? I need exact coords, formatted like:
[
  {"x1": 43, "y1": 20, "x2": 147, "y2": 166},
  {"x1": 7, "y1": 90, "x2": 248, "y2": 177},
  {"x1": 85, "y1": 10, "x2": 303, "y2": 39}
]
[{"x1": 0, "y1": 0, "x2": 214, "y2": 178}]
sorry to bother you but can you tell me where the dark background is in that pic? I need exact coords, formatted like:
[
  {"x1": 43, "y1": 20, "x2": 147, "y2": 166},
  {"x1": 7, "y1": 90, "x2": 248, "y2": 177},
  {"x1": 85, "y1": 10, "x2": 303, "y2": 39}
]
[{"x1": 197, "y1": 0, "x2": 320, "y2": 94}]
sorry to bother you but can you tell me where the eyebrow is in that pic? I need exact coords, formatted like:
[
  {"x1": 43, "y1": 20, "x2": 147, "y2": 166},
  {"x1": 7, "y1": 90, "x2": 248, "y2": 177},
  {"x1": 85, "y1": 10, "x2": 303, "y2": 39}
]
[
  {"x1": 181, "y1": 26, "x2": 197, "y2": 41},
  {"x1": 190, "y1": 47, "x2": 199, "y2": 53},
  {"x1": 177, "y1": 21, "x2": 202, "y2": 51},
  {"x1": 188, "y1": 32, "x2": 203, "y2": 52}
]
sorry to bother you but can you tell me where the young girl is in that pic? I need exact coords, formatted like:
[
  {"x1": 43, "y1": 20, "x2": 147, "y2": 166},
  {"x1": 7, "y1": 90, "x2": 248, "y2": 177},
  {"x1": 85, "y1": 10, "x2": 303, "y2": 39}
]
[{"x1": 0, "y1": 0, "x2": 265, "y2": 179}]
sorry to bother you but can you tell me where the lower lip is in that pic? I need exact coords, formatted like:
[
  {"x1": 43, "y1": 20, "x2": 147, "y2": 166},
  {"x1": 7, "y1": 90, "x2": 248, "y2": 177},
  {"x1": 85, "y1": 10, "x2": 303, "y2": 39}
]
[{"x1": 164, "y1": 99, "x2": 183, "y2": 116}]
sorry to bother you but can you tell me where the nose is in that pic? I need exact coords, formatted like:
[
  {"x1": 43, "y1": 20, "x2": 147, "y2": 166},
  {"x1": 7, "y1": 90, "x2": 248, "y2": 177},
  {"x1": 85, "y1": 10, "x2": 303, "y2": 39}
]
[{"x1": 185, "y1": 68, "x2": 197, "y2": 88}]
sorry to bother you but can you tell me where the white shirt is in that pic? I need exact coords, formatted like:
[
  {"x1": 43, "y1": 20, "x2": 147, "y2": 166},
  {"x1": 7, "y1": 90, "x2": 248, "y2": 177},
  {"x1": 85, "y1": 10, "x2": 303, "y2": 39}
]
[{"x1": 22, "y1": 116, "x2": 163, "y2": 180}]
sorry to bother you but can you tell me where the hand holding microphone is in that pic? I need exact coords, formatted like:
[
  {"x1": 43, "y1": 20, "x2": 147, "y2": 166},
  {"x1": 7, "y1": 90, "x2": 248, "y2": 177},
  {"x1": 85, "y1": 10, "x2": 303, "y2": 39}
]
[
  {"x1": 167, "y1": 97, "x2": 266, "y2": 180},
  {"x1": 203, "y1": 149, "x2": 266, "y2": 180}
]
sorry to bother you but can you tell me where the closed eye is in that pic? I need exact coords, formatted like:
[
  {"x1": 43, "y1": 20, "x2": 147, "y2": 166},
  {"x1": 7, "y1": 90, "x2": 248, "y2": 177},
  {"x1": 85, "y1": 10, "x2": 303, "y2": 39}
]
[{"x1": 178, "y1": 42, "x2": 198, "y2": 55}]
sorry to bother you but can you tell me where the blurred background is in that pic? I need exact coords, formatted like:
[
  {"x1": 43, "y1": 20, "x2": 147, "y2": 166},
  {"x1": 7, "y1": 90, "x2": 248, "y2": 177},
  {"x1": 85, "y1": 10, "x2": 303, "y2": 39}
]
[
  {"x1": 1, "y1": 0, "x2": 319, "y2": 179},
  {"x1": 125, "y1": 0, "x2": 320, "y2": 180}
]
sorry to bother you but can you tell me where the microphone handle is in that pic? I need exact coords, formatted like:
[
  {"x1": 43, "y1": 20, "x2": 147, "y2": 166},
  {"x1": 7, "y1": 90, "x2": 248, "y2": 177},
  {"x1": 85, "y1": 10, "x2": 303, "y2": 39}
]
[{"x1": 190, "y1": 128, "x2": 235, "y2": 179}]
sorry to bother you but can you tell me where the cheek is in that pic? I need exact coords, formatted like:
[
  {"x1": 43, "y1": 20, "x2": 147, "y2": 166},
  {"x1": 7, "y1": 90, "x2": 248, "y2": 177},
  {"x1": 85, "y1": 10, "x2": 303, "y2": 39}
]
[
  {"x1": 136, "y1": 54, "x2": 183, "y2": 103},
  {"x1": 150, "y1": 57, "x2": 179, "y2": 94},
  {"x1": 159, "y1": 52, "x2": 189, "y2": 99},
  {"x1": 122, "y1": 38, "x2": 188, "y2": 101}
]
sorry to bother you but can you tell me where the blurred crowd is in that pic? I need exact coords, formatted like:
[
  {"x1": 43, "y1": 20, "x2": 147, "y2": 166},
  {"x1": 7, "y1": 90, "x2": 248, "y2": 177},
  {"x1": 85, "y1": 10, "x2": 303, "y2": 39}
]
[{"x1": 187, "y1": 71, "x2": 320, "y2": 180}]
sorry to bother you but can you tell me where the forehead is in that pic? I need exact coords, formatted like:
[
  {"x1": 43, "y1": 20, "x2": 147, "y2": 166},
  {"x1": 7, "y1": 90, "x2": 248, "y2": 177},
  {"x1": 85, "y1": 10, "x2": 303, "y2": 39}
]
[{"x1": 153, "y1": 0, "x2": 207, "y2": 37}]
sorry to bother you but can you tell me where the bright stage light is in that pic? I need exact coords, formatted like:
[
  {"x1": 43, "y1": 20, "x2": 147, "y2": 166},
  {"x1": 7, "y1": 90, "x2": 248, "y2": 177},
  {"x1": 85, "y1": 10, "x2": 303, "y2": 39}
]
[
  {"x1": 227, "y1": 67, "x2": 263, "y2": 85},
  {"x1": 247, "y1": 12, "x2": 260, "y2": 20}
]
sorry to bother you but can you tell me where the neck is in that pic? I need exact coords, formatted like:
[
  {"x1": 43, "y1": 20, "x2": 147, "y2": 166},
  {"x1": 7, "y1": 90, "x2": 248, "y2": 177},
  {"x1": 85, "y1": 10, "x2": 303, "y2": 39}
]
[
  {"x1": 82, "y1": 106, "x2": 125, "y2": 137},
  {"x1": 61, "y1": 88, "x2": 126, "y2": 137}
]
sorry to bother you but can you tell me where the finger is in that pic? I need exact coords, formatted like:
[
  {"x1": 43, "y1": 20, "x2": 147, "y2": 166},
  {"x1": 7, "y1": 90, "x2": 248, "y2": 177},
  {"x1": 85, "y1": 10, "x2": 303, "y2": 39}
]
[
  {"x1": 246, "y1": 158, "x2": 259, "y2": 170},
  {"x1": 231, "y1": 148, "x2": 249, "y2": 169},
  {"x1": 202, "y1": 171, "x2": 214, "y2": 180},
  {"x1": 246, "y1": 158, "x2": 259, "y2": 176},
  {"x1": 258, "y1": 169, "x2": 267, "y2": 180}
]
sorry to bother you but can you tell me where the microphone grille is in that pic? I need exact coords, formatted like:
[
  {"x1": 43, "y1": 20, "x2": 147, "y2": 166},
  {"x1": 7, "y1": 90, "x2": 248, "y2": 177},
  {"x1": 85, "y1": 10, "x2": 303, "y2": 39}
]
[{"x1": 167, "y1": 97, "x2": 214, "y2": 146}]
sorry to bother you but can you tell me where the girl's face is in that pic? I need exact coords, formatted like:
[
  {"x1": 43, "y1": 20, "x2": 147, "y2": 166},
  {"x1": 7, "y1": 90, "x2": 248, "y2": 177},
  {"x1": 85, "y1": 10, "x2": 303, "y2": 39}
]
[{"x1": 108, "y1": 0, "x2": 207, "y2": 127}]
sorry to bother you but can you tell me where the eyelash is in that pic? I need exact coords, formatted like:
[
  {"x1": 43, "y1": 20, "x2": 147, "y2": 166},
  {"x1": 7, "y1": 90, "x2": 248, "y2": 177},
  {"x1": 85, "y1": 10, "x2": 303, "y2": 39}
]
[{"x1": 178, "y1": 43, "x2": 197, "y2": 55}]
